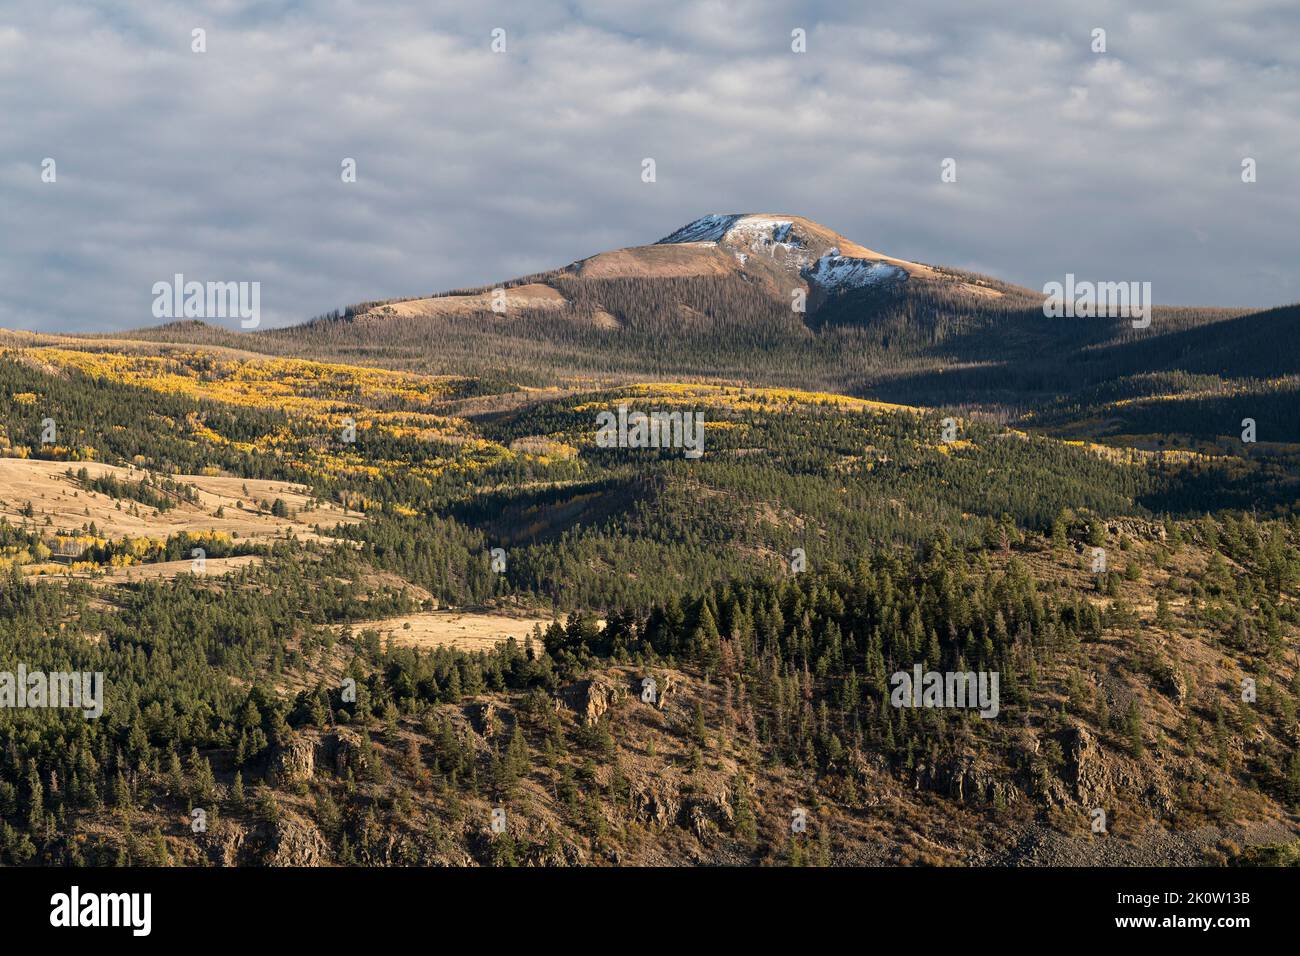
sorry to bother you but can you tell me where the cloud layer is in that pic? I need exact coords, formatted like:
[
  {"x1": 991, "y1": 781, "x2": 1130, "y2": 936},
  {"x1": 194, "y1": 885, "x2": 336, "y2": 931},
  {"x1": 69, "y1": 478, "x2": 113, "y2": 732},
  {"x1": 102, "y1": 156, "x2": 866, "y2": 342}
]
[{"x1": 2, "y1": 0, "x2": 1297, "y2": 331}]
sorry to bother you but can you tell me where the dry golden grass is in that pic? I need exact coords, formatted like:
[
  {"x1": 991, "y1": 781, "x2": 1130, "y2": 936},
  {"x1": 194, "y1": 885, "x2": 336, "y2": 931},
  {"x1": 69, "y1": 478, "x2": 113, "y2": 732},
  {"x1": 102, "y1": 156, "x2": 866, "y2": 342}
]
[
  {"x1": 341, "y1": 609, "x2": 559, "y2": 652},
  {"x1": 0, "y1": 457, "x2": 360, "y2": 543},
  {"x1": 572, "y1": 243, "x2": 738, "y2": 279},
  {"x1": 84, "y1": 554, "x2": 264, "y2": 585},
  {"x1": 364, "y1": 283, "x2": 568, "y2": 318}
]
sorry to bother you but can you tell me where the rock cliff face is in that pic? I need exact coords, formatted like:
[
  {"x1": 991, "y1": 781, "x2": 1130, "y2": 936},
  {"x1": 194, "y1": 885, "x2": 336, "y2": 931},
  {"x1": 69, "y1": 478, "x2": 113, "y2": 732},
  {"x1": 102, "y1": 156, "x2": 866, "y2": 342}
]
[
  {"x1": 555, "y1": 675, "x2": 628, "y2": 725},
  {"x1": 554, "y1": 672, "x2": 679, "y2": 724},
  {"x1": 467, "y1": 700, "x2": 503, "y2": 737},
  {"x1": 1065, "y1": 725, "x2": 1109, "y2": 806},
  {"x1": 683, "y1": 789, "x2": 735, "y2": 839},
  {"x1": 264, "y1": 730, "x2": 383, "y2": 787},
  {"x1": 198, "y1": 814, "x2": 330, "y2": 867},
  {"x1": 198, "y1": 821, "x2": 249, "y2": 867},
  {"x1": 1163, "y1": 669, "x2": 1189, "y2": 707},
  {"x1": 321, "y1": 729, "x2": 368, "y2": 777},
  {"x1": 651, "y1": 673, "x2": 676, "y2": 712},
  {"x1": 907, "y1": 723, "x2": 1181, "y2": 819},
  {"x1": 1063, "y1": 724, "x2": 1174, "y2": 816},
  {"x1": 630, "y1": 776, "x2": 681, "y2": 828},
  {"x1": 266, "y1": 735, "x2": 316, "y2": 786},
  {"x1": 913, "y1": 751, "x2": 1018, "y2": 806},
  {"x1": 624, "y1": 774, "x2": 735, "y2": 839},
  {"x1": 264, "y1": 815, "x2": 331, "y2": 867}
]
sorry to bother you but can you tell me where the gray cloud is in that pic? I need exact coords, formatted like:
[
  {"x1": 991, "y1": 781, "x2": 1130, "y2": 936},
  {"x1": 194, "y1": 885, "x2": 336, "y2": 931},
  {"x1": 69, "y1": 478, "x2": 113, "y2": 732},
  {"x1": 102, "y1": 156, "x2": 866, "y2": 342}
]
[{"x1": 1, "y1": 0, "x2": 1297, "y2": 332}]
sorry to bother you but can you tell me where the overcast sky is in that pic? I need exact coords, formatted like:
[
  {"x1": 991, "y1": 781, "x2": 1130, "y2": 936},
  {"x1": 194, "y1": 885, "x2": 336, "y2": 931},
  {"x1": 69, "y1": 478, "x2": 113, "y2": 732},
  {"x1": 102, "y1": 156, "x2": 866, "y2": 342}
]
[{"x1": 2, "y1": 0, "x2": 1297, "y2": 332}]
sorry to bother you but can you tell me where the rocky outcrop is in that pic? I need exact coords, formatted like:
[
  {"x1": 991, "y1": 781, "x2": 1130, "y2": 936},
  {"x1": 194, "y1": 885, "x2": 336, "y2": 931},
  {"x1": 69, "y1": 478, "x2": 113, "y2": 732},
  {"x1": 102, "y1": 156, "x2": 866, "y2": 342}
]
[
  {"x1": 1060, "y1": 724, "x2": 1174, "y2": 816},
  {"x1": 652, "y1": 673, "x2": 676, "y2": 712},
  {"x1": 198, "y1": 821, "x2": 249, "y2": 867},
  {"x1": 1065, "y1": 725, "x2": 1108, "y2": 806},
  {"x1": 914, "y1": 752, "x2": 1018, "y2": 806},
  {"x1": 266, "y1": 735, "x2": 316, "y2": 786},
  {"x1": 630, "y1": 778, "x2": 681, "y2": 828},
  {"x1": 556, "y1": 675, "x2": 627, "y2": 725},
  {"x1": 320, "y1": 729, "x2": 368, "y2": 777},
  {"x1": 357, "y1": 831, "x2": 421, "y2": 866},
  {"x1": 626, "y1": 775, "x2": 735, "y2": 838},
  {"x1": 521, "y1": 834, "x2": 587, "y2": 867},
  {"x1": 264, "y1": 815, "x2": 331, "y2": 867},
  {"x1": 682, "y1": 788, "x2": 734, "y2": 839},
  {"x1": 1163, "y1": 668, "x2": 1188, "y2": 707},
  {"x1": 467, "y1": 700, "x2": 502, "y2": 738}
]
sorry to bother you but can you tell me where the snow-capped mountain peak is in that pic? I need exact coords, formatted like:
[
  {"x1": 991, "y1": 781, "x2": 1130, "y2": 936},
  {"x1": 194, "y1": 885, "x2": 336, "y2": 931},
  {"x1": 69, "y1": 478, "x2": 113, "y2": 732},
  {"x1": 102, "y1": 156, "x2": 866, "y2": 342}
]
[{"x1": 656, "y1": 214, "x2": 923, "y2": 294}]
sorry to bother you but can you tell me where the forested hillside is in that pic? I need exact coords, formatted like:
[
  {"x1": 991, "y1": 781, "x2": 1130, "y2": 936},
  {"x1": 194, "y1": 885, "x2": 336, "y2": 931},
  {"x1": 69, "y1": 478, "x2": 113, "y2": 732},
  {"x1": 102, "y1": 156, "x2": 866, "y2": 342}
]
[{"x1": 0, "y1": 332, "x2": 1297, "y2": 866}]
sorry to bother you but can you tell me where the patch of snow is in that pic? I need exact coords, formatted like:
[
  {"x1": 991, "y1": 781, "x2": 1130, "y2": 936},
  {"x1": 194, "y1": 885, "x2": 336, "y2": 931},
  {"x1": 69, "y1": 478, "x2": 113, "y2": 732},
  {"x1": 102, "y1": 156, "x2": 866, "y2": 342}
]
[
  {"x1": 721, "y1": 216, "x2": 802, "y2": 254},
  {"x1": 804, "y1": 251, "x2": 904, "y2": 291},
  {"x1": 734, "y1": 252, "x2": 748, "y2": 265},
  {"x1": 659, "y1": 214, "x2": 807, "y2": 254},
  {"x1": 658, "y1": 214, "x2": 742, "y2": 244}
]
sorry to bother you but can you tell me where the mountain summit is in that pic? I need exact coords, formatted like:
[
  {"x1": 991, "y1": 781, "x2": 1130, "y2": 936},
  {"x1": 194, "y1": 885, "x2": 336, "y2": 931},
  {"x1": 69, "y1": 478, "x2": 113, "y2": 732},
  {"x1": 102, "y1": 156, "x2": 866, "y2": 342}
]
[
  {"x1": 280, "y1": 213, "x2": 1011, "y2": 338},
  {"x1": 566, "y1": 212, "x2": 957, "y2": 294},
  {"x1": 660, "y1": 213, "x2": 925, "y2": 275},
  {"x1": 118, "y1": 210, "x2": 1285, "y2": 414},
  {"x1": 650, "y1": 213, "x2": 1006, "y2": 308},
  {"x1": 226, "y1": 210, "x2": 1037, "y2": 391}
]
